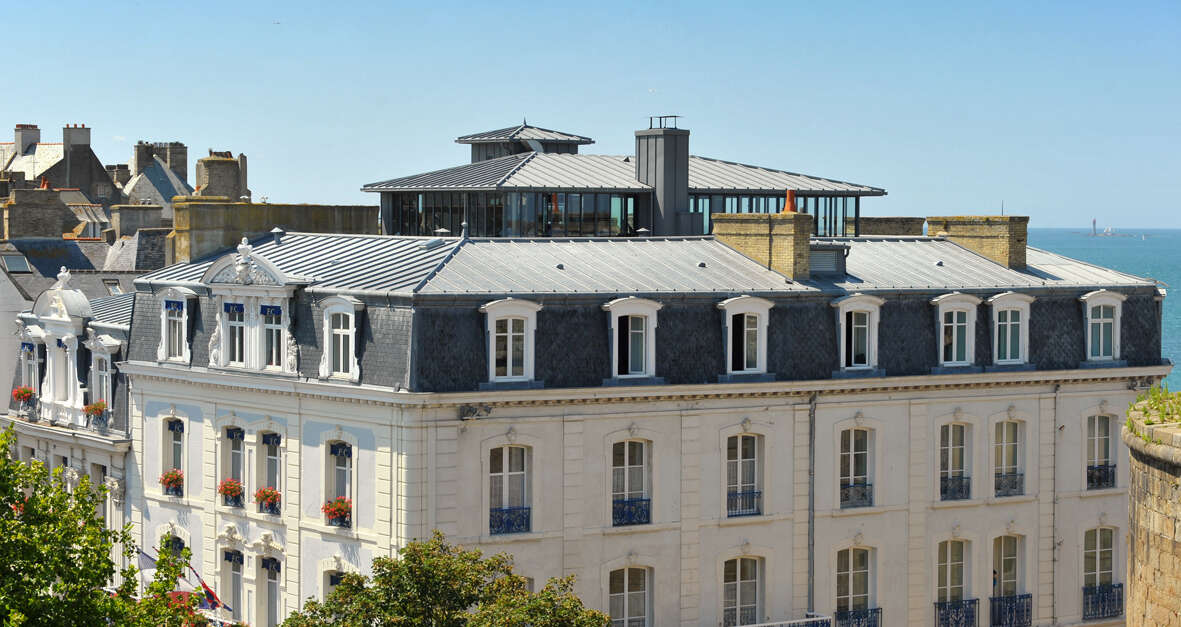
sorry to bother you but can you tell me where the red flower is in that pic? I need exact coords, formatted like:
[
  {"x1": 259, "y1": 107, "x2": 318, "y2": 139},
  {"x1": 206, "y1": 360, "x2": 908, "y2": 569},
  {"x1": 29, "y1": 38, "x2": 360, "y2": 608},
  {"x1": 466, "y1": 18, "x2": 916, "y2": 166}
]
[
  {"x1": 159, "y1": 469, "x2": 184, "y2": 489},
  {"x1": 321, "y1": 496, "x2": 352, "y2": 519},
  {"x1": 217, "y1": 478, "x2": 243, "y2": 498},
  {"x1": 83, "y1": 400, "x2": 107, "y2": 417},
  {"x1": 254, "y1": 487, "x2": 281, "y2": 506},
  {"x1": 12, "y1": 387, "x2": 34, "y2": 403}
]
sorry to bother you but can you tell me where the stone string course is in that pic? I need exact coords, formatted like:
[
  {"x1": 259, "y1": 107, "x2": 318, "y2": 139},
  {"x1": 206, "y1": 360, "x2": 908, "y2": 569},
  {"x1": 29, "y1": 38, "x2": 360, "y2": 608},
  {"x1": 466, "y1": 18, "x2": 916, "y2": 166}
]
[{"x1": 1122, "y1": 399, "x2": 1181, "y2": 626}]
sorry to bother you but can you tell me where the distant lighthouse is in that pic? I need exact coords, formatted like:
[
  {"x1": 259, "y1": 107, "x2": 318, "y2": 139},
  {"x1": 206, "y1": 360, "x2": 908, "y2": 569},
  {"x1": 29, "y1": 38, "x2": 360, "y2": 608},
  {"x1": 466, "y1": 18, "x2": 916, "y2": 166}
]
[{"x1": 1092, "y1": 218, "x2": 1097, "y2": 237}]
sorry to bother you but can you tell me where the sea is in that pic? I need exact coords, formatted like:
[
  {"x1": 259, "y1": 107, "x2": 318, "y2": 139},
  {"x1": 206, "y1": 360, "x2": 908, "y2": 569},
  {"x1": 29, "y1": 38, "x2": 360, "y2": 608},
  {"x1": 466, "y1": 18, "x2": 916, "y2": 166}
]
[{"x1": 1029, "y1": 228, "x2": 1179, "y2": 389}]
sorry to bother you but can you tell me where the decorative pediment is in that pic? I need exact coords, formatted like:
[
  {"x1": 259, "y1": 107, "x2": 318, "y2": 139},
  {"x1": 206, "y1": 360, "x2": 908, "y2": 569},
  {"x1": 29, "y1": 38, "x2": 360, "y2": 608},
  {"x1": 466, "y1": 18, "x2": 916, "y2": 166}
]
[
  {"x1": 217, "y1": 523, "x2": 246, "y2": 549},
  {"x1": 250, "y1": 531, "x2": 284, "y2": 556},
  {"x1": 203, "y1": 238, "x2": 288, "y2": 287},
  {"x1": 83, "y1": 328, "x2": 123, "y2": 354}
]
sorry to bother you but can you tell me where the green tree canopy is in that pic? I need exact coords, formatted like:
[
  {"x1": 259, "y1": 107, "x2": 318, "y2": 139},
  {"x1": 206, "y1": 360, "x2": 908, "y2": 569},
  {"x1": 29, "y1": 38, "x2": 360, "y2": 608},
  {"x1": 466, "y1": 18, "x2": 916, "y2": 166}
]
[{"x1": 283, "y1": 530, "x2": 607, "y2": 626}]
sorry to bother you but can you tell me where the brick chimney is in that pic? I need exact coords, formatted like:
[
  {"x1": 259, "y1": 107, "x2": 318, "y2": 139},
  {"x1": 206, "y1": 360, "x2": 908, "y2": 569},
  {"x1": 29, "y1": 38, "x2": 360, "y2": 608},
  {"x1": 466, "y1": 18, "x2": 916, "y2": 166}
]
[
  {"x1": 14, "y1": 124, "x2": 39, "y2": 154},
  {"x1": 712, "y1": 212, "x2": 814, "y2": 280},
  {"x1": 926, "y1": 215, "x2": 1029, "y2": 269},
  {"x1": 163, "y1": 142, "x2": 188, "y2": 183}
]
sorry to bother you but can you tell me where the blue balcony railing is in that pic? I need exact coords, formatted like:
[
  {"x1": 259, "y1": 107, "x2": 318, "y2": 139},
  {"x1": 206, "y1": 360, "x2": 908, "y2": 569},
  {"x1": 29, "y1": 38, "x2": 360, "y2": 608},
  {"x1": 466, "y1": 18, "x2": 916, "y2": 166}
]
[
  {"x1": 727, "y1": 490, "x2": 762, "y2": 517},
  {"x1": 840, "y1": 482, "x2": 873, "y2": 509},
  {"x1": 941, "y1": 476, "x2": 972, "y2": 501},
  {"x1": 722, "y1": 606, "x2": 758, "y2": 626},
  {"x1": 489, "y1": 506, "x2": 531, "y2": 535},
  {"x1": 935, "y1": 598, "x2": 978, "y2": 627},
  {"x1": 163, "y1": 485, "x2": 183, "y2": 497},
  {"x1": 1086, "y1": 465, "x2": 1116, "y2": 490},
  {"x1": 993, "y1": 473, "x2": 1024, "y2": 497},
  {"x1": 834, "y1": 607, "x2": 881, "y2": 627},
  {"x1": 612, "y1": 497, "x2": 651, "y2": 526},
  {"x1": 259, "y1": 501, "x2": 281, "y2": 515},
  {"x1": 989, "y1": 594, "x2": 1032, "y2": 627},
  {"x1": 326, "y1": 514, "x2": 351, "y2": 528},
  {"x1": 1082, "y1": 583, "x2": 1123, "y2": 620},
  {"x1": 223, "y1": 494, "x2": 243, "y2": 508}
]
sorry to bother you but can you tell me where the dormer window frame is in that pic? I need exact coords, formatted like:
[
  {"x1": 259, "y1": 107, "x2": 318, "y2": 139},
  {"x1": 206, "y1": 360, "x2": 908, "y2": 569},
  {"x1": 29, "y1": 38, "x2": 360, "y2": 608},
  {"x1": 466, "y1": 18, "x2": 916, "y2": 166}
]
[
  {"x1": 832, "y1": 294, "x2": 885, "y2": 371},
  {"x1": 319, "y1": 295, "x2": 363, "y2": 382},
  {"x1": 602, "y1": 297, "x2": 662, "y2": 379},
  {"x1": 987, "y1": 292, "x2": 1035, "y2": 365},
  {"x1": 717, "y1": 295, "x2": 773, "y2": 375},
  {"x1": 1080, "y1": 290, "x2": 1126, "y2": 362},
  {"x1": 208, "y1": 290, "x2": 295, "y2": 373},
  {"x1": 931, "y1": 292, "x2": 982, "y2": 368},
  {"x1": 478, "y1": 298, "x2": 543, "y2": 383},
  {"x1": 157, "y1": 287, "x2": 197, "y2": 364}
]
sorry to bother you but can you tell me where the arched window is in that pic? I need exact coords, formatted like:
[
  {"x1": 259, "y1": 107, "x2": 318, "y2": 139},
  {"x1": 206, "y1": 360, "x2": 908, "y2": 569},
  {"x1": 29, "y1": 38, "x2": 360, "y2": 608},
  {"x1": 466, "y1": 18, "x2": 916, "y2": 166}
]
[
  {"x1": 91, "y1": 355, "x2": 111, "y2": 405},
  {"x1": 717, "y1": 296, "x2": 773, "y2": 376},
  {"x1": 612, "y1": 440, "x2": 651, "y2": 526},
  {"x1": 325, "y1": 570, "x2": 344, "y2": 601},
  {"x1": 489, "y1": 445, "x2": 530, "y2": 534},
  {"x1": 936, "y1": 540, "x2": 966, "y2": 602},
  {"x1": 839, "y1": 428, "x2": 873, "y2": 508},
  {"x1": 832, "y1": 294, "x2": 885, "y2": 371},
  {"x1": 1086, "y1": 416, "x2": 1115, "y2": 490},
  {"x1": 988, "y1": 292, "x2": 1035, "y2": 365},
  {"x1": 325, "y1": 442, "x2": 353, "y2": 527},
  {"x1": 261, "y1": 557, "x2": 281, "y2": 627},
  {"x1": 602, "y1": 297, "x2": 661, "y2": 379},
  {"x1": 932, "y1": 293, "x2": 981, "y2": 367},
  {"x1": 992, "y1": 536, "x2": 1024, "y2": 599},
  {"x1": 163, "y1": 419, "x2": 184, "y2": 496},
  {"x1": 222, "y1": 427, "x2": 245, "y2": 507},
  {"x1": 726, "y1": 434, "x2": 762, "y2": 517},
  {"x1": 1080, "y1": 290, "x2": 1125, "y2": 362},
  {"x1": 319, "y1": 295, "x2": 363, "y2": 381},
  {"x1": 479, "y1": 298, "x2": 542, "y2": 383},
  {"x1": 609, "y1": 567, "x2": 650, "y2": 627},
  {"x1": 723, "y1": 557, "x2": 761, "y2": 626}
]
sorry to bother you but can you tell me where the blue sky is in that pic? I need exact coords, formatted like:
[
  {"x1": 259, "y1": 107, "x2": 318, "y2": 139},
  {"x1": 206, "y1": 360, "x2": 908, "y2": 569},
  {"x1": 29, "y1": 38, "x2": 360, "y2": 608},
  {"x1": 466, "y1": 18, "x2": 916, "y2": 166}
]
[{"x1": 8, "y1": 1, "x2": 1179, "y2": 228}]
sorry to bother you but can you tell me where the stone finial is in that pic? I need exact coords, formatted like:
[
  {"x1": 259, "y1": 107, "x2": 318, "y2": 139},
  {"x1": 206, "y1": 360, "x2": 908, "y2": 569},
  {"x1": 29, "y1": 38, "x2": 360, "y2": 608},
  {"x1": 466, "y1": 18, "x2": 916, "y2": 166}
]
[{"x1": 53, "y1": 266, "x2": 70, "y2": 289}]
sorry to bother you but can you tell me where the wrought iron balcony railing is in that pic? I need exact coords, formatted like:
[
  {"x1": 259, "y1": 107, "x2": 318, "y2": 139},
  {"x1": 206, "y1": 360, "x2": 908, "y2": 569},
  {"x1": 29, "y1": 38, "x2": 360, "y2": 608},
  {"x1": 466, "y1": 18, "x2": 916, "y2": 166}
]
[
  {"x1": 727, "y1": 490, "x2": 763, "y2": 517},
  {"x1": 259, "y1": 501, "x2": 281, "y2": 515},
  {"x1": 326, "y1": 513, "x2": 351, "y2": 528},
  {"x1": 993, "y1": 472, "x2": 1024, "y2": 497},
  {"x1": 489, "y1": 506, "x2": 531, "y2": 535},
  {"x1": 940, "y1": 476, "x2": 971, "y2": 501},
  {"x1": 840, "y1": 482, "x2": 873, "y2": 509},
  {"x1": 1082, "y1": 583, "x2": 1122, "y2": 620},
  {"x1": 722, "y1": 606, "x2": 758, "y2": 627},
  {"x1": 163, "y1": 485, "x2": 183, "y2": 497},
  {"x1": 612, "y1": 497, "x2": 652, "y2": 526},
  {"x1": 834, "y1": 607, "x2": 881, "y2": 627},
  {"x1": 1086, "y1": 464, "x2": 1116, "y2": 490},
  {"x1": 223, "y1": 494, "x2": 243, "y2": 508},
  {"x1": 988, "y1": 593, "x2": 1032, "y2": 627},
  {"x1": 934, "y1": 598, "x2": 978, "y2": 627}
]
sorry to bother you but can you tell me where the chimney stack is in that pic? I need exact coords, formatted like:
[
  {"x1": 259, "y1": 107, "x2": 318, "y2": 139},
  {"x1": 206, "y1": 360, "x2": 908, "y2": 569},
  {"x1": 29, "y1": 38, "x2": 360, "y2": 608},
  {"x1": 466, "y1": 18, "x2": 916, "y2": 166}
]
[
  {"x1": 62, "y1": 123, "x2": 90, "y2": 151},
  {"x1": 635, "y1": 116, "x2": 689, "y2": 236},
  {"x1": 163, "y1": 142, "x2": 188, "y2": 183},
  {"x1": 712, "y1": 212, "x2": 814, "y2": 280},
  {"x1": 926, "y1": 216, "x2": 1029, "y2": 269},
  {"x1": 14, "y1": 124, "x2": 39, "y2": 154}
]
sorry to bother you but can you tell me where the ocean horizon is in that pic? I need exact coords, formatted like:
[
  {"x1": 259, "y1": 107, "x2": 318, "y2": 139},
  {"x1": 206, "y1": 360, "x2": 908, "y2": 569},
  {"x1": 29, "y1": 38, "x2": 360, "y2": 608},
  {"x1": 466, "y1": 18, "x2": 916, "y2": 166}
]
[{"x1": 1029, "y1": 227, "x2": 1178, "y2": 389}]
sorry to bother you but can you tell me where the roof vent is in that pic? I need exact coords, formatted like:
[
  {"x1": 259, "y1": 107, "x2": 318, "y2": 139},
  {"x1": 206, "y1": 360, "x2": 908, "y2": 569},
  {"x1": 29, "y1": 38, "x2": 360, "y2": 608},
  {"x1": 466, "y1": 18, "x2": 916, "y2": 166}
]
[
  {"x1": 555, "y1": 263, "x2": 564, "y2": 270},
  {"x1": 697, "y1": 261, "x2": 706, "y2": 268},
  {"x1": 419, "y1": 238, "x2": 446, "y2": 251},
  {"x1": 270, "y1": 226, "x2": 285, "y2": 245},
  {"x1": 934, "y1": 260, "x2": 944, "y2": 267}
]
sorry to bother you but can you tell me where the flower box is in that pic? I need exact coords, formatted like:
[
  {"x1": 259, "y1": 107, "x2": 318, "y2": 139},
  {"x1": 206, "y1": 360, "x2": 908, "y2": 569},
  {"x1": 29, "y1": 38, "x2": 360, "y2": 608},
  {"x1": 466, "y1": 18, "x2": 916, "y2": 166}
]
[
  {"x1": 160, "y1": 468, "x2": 184, "y2": 497},
  {"x1": 218, "y1": 478, "x2": 244, "y2": 507},
  {"x1": 322, "y1": 496, "x2": 352, "y2": 527},
  {"x1": 255, "y1": 487, "x2": 281, "y2": 515}
]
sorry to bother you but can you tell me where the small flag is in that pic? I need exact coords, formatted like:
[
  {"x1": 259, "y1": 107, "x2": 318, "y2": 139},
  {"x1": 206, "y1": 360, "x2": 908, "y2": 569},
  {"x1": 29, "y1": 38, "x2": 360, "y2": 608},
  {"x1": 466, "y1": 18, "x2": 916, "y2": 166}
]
[{"x1": 191, "y1": 565, "x2": 228, "y2": 612}]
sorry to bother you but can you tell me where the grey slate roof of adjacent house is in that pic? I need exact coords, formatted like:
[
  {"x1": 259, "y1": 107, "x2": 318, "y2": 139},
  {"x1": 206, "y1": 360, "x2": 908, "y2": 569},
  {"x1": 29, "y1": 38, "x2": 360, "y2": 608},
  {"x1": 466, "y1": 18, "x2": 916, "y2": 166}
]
[
  {"x1": 3, "y1": 143, "x2": 64, "y2": 179},
  {"x1": 122, "y1": 155, "x2": 194, "y2": 210},
  {"x1": 0, "y1": 239, "x2": 139, "y2": 301},
  {"x1": 362, "y1": 153, "x2": 884, "y2": 195},
  {"x1": 455, "y1": 124, "x2": 594, "y2": 145},
  {"x1": 134, "y1": 231, "x2": 1156, "y2": 300},
  {"x1": 89, "y1": 292, "x2": 134, "y2": 327}
]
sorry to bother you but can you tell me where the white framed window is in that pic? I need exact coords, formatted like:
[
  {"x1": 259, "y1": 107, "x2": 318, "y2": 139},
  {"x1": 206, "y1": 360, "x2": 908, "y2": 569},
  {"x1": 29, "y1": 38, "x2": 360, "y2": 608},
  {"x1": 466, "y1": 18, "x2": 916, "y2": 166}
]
[
  {"x1": 20, "y1": 342, "x2": 41, "y2": 393},
  {"x1": 717, "y1": 296, "x2": 773, "y2": 375},
  {"x1": 319, "y1": 296, "x2": 363, "y2": 381},
  {"x1": 329, "y1": 442, "x2": 352, "y2": 500},
  {"x1": 325, "y1": 571, "x2": 344, "y2": 600},
  {"x1": 91, "y1": 354, "x2": 111, "y2": 404},
  {"x1": 1087, "y1": 415, "x2": 1112, "y2": 468},
  {"x1": 993, "y1": 421, "x2": 1023, "y2": 497},
  {"x1": 262, "y1": 558, "x2": 281, "y2": 627},
  {"x1": 165, "y1": 419, "x2": 184, "y2": 472},
  {"x1": 931, "y1": 293, "x2": 981, "y2": 367},
  {"x1": 723, "y1": 557, "x2": 761, "y2": 626},
  {"x1": 479, "y1": 298, "x2": 542, "y2": 382},
  {"x1": 839, "y1": 428, "x2": 872, "y2": 507},
  {"x1": 262, "y1": 433, "x2": 282, "y2": 491},
  {"x1": 489, "y1": 445, "x2": 531, "y2": 534},
  {"x1": 1080, "y1": 290, "x2": 1125, "y2": 361},
  {"x1": 225, "y1": 303, "x2": 246, "y2": 365},
  {"x1": 836, "y1": 547, "x2": 871, "y2": 612},
  {"x1": 602, "y1": 297, "x2": 662, "y2": 379},
  {"x1": 609, "y1": 567, "x2": 650, "y2": 627},
  {"x1": 226, "y1": 427, "x2": 244, "y2": 482},
  {"x1": 223, "y1": 550, "x2": 243, "y2": 621},
  {"x1": 726, "y1": 434, "x2": 762, "y2": 517},
  {"x1": 262, "y1": 305, "x2": 284, "y2": 368},
  {"x1": 612, "y1": 440, "x2": 651, "y2": 526},
  {"x1": 1, "y1": 253, "x2": 31, "y2": 273},
  {"x1": 1083, "y1": 527, "x2": 1114, "y2": 588},
  {"x1": 157, "y1": 287, "x2": 196, "y2": 362},
  {"x1": 937, "y1": 540, "x2": 966, "y2": 603},
  {"x1": 987, "y1": 292, "x2": 1034, "y2": 365},
  {"x1": 103, "y1": 279, "x2": 122, "y2": 295},
  {"x1": 992, "y1": 535, "x2": 1021, "y2": 597},
  {"x1": 832, "y1": 294, "x2": 884, "y2": 371},
  {"x1": 940, "y1": 424, "x2": 966, "y2": 481}
]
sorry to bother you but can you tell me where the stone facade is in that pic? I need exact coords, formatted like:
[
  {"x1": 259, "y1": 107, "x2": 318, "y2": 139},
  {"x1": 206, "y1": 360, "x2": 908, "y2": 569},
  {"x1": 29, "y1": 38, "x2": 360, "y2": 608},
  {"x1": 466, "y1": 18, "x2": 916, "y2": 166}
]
[
  {"x1": 1123, "y1": 397, "x2": 1181, "y2": 626},
  {"x1": 857, "y1": 216, "x2": 925, "y2": 236},
  {"x1": 927, "y1": 215, "x2": 1029, "y2": 269}
]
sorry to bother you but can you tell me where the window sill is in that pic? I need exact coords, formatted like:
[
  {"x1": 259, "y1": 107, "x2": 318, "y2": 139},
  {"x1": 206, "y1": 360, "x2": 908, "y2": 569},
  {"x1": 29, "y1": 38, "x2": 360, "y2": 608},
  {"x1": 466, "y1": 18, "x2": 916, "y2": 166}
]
[
  {"x1": 931, "y1": 365, "x2": 983, "y2": 375},
  {"x1": 931, "y1": 498, "x2": 985, "y2": 510},
  {"x1": 718, "y1": 372, "x2": 775, "y2": 384},
  {"x1": 1077, "y1": 487, "x2": 1126, "y2": 499},
  {"x1": 479, "y1": 529, "x2": 562, "y2": 544},
  {"x1": 209, "y1": 365, "x2": 299, "y2": 378},
  {"x1": 1079, "y1": 359, "x2": 1127, "y2": 369},
  {"x1": 985, "y1": 363, "x2": 1035, "y2": 373},
  {"x1": 600, "y1": 521, "x2": 679, "y2": 536},
  {"x1": 827, "y1": 504, "x2": 905, "y2": 518},
  {"x1": 985, "y1": 494, "x2": 1038, "y2": 505},
  {"x1": 715, "y1": 512, "x2": 790, "y2": 527},
  {"x1": 479, "y1": 380, "x2": 545, "y2": 391},
  {"x1": 601, "y1": 376, "x2": 666, "y2": 387},
  {"x1": 831, "y1": 368, "x2": 884, "y2": 379}
]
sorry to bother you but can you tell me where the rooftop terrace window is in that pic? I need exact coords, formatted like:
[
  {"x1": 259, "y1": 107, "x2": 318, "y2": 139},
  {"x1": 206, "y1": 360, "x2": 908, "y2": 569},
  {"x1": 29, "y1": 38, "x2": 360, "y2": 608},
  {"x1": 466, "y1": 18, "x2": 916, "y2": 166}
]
[{"x1": 383, "y1": 191, "x2": 650, "y2": 237}]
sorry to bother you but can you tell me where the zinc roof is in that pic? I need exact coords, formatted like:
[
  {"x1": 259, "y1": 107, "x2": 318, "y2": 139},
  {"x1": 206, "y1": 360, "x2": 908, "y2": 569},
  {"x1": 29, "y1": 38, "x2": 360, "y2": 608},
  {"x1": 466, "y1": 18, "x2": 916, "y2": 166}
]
[
  {"x1": 90, "y1": 292, "x2": 134, "y2": 327},
  {"x1": 363, "y1": 153, "x2": 883, "y2": 195},
  {"x1": 456, "y1": 124, "x2": 594, "y2": 145}
]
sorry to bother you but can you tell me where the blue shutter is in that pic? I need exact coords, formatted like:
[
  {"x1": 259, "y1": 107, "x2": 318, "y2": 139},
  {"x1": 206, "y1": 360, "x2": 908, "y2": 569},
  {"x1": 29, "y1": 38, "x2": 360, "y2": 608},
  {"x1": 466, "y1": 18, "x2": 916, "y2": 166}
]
[
  {"x1": 329, "y1": 443, "x2": 352, "y2": 458},
  {"x1": 260, "y1": 305, "x2": 282, "y2": 317},
  {"x1": 261, "y1": 557, "x2": 281, "y2": 573},
  {"x1": 224, "y1": 303, "x2": 244, "y2": 313},
  {"x1": 225, "y1": 427, "x2": 244, "y2": 441},
  {"x1": 164, "y1": 300, "x2": 184, "y2": 312},
  {"x1": 167, "y1": 420, "x2": 184, "y2": 433},
  {"x1": 223, "y1": 550, "x2": 243, "y2": 565},
  {"x1": 262, "y1": 433, "x2": 282, "y2": 446}
]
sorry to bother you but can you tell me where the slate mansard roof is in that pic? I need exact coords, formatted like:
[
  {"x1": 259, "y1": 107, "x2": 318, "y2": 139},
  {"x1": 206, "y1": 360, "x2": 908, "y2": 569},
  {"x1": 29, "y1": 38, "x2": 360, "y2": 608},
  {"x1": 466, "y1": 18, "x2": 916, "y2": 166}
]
[
  {"x1": 89, "y1": 293, "x2": 135, "y2": 328},
  {"x1": 136, "y1": 232, "x2": 1156, "y2": 299},
  {"x1": 361, "y1": 153, "x2": 885, "y2": 196}
]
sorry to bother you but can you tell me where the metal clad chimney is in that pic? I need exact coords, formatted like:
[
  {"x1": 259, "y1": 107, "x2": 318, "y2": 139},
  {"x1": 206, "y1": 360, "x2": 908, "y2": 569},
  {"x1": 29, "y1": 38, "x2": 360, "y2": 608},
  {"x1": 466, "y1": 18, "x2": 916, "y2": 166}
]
[{"x1": 635, "y1": 116, "x2": 689, "y2": 236}]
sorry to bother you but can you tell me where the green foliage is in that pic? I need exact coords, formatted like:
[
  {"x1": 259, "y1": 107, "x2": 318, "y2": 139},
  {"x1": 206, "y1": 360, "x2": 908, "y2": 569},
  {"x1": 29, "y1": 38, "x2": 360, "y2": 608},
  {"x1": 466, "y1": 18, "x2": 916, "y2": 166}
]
[
  {"x1": 283, "y1": 530, "x2": 607, "y2": 627},
  {"x1": 0, "y1": 426, "x2": 202, "y2": 626},
  {"x1": 124, "y1": 536, "x2": 206, "y2": 627},
  {"x1": 1133, "y1": 383, "x2": 1181, "y2": 421}
]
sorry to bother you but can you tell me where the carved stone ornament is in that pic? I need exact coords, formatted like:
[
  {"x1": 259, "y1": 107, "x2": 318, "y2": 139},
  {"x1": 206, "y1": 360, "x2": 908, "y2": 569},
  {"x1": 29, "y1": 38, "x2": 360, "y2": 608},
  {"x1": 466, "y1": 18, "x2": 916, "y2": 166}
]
[
  {"x1": 52, "y1": 266, "x2": 71, "y2": 290},
  {"x1": 104, "y1": 477, "x2": 125, "y2": 506},
  {"x1": 63, "y1": 466, "x2": 80, "y2": 487},
  {"x1": 626, "y1": 550, "x2": 638, "y2": 566},
  {"x1": 12, "y1": 319, "x2": 24, "y2": 337},
  {"x1": 235, "y1": 238, "x2": 254, "y2": 284},
  {"x1": 953, "y1": 407, "x2": 964, "y2": 421},
  {"x1": 741, "y1": 539, "x2": 752, "y2": 555},
  {"x1": 740, "y1": 417, "x2": 753, "y2": 433},
  {"x1": 628, "y1": 422, "x2": 639, "y2": 438},
  {"x1": 1099, "y1": 511, "x2": 1108, "y2": 526},
  {"x1": 217, "y1": 523, "x2": 246, "y2": 549},
  {"x1": 286, "y1": 331, "x2": 298, "y2": 372},
  {"x1": 1100, "y1": 399, "x2": 1110, "y2": 414},
  {"x1": 1007, "y1": 404, "x2": 1017, "y2": 420},
  {"x1": 1006, "y1": 519, "x2": 1016, "y2": 534},
  {"x1": 853, "y1": 411, "x2": 865, "y2": 426},
  {"x1": 250, "y1": 531, "x2": 283, "y2": 556},
  {"x1": 853, "y1": 532, "x2": 864, "y2": 546},
  {"x1": 207, "y1": 316, "x2": 222, "y2": 366},
  {"x1": 952, "y1": 523, "x2": 961, "y2": 539},
  {"x1": 506, "y1": 426, "x2": 517, "y2": 443}
]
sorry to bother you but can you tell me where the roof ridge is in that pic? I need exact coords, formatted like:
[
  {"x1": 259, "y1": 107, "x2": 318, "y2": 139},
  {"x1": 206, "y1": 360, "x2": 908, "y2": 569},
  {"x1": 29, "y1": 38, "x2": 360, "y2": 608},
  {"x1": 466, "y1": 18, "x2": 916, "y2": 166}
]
[
  {"x1": 689, "y1": 154, "x2": 886, "y2": 192},
  {"x1": 411, "y1": 237, "x2": 468, "y2": 294},
  {"x1": 496, "y1": 151, "x2": 538, "y2": 187}
]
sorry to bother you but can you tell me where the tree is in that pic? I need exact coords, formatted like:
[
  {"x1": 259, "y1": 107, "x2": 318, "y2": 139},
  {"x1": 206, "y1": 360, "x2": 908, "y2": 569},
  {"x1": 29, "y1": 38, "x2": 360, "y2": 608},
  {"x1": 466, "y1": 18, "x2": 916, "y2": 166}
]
[
  {"x1": 283, "y1": 530, "x2": 608, "y2": 626},
  {"x1": 0, "y1": 426, "x2": 200, "y2": 626}
]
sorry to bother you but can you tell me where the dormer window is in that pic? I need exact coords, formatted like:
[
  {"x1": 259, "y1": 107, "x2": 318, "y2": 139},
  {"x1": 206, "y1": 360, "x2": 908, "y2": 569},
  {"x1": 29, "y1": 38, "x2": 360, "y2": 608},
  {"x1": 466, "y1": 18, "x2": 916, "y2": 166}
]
[
  {"x1": 1080, "y1": 290, "x2": 1126, "y2": 362},
  {"x1": 225, "y1": 303, "x2": 246, "y2": 365},
  {"x1": 931, "y1": 293, "x2": 981, "y2": 367},
  {"x1": 478, "y1": 298, "x2": 542, "y2": 383},
  {"x1": 602, "y1": 297, "x2": 662, "y2": 379},
  {"x1": 832, "y1": 294, "x2": 885, "y2": 372},
  {"x1": 262, "y1": 305, "x2": 283, "y2": 368},
  {"x1": 987, "y1": 292, "x2": 1035, "y2": 365},
  {"x1": 157, "y1": 287, "x2": 197, "y2": 363},
  {"x1": 166, "y1": 302, "x2": 184, "y2": 359},
  {"x1": 717, "y1": 296, "x2": 773, "y2": 375},
  {"x1": 319, "y1": 296, "x2": 363, "y2": 382}
]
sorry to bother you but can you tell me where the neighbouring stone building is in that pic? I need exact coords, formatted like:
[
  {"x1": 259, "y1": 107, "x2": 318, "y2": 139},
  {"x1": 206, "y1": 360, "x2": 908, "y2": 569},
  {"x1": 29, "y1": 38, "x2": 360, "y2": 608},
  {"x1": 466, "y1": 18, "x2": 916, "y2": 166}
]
[{"x1": 1122, "y1": 394, "x2": 1181, "y2": 626}]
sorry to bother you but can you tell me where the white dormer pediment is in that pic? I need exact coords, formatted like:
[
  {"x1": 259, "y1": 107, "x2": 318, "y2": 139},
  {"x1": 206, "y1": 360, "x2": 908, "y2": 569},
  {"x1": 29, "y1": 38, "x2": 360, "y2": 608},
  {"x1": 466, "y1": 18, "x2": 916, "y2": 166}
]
[{"x1": 201, "y1": 237, "x2": 305, "y2": 296}]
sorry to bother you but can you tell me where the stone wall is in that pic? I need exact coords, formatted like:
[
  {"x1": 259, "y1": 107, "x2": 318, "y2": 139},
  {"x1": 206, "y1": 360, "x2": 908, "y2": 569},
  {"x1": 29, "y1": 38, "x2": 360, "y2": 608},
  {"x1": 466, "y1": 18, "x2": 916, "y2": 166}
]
[
  {"x1": 927, "y1": 215, "x2": 1029, "y2": 269},
  {"x1": 1122, "y1": 396, "x2": 1181, "y2": 626},
  {"x1": 858, "y1": 216, "x2": 925, "y2": 236},
  {"x1": 3, "y1": 188, "x2": 82, "y2": 238}
]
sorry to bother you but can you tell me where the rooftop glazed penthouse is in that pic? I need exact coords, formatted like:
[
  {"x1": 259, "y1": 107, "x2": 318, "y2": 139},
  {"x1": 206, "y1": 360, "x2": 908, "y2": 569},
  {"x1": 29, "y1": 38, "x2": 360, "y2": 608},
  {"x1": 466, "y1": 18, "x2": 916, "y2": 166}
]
[{"x1": 363, "y1": 118, "x2": 886, "y2": 238}]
